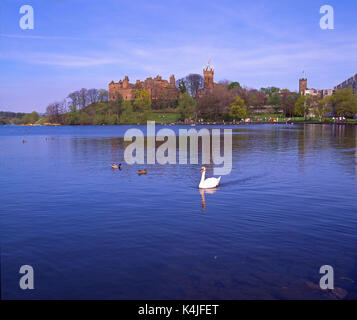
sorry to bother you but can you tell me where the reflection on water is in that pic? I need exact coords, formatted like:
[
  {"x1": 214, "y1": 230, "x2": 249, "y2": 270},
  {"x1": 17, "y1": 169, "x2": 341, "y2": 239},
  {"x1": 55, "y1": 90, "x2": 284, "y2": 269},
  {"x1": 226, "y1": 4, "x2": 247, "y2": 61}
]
[
  {"x1": 0, "y1": 124, "x2": 357, "y2": 299},
  {"x1": 199, "y1": 188, "x2": 218, "y2": 211}
]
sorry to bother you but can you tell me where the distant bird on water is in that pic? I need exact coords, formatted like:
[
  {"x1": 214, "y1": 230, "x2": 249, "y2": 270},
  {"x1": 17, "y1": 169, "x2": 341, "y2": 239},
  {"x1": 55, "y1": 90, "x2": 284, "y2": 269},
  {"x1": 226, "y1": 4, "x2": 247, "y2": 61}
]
[
  {"x1": 111, "y1": 163, "x2": 122, "y2": 170},
  {"x1": 138, "y1": 169, "x2": 147, "y2": 175}
]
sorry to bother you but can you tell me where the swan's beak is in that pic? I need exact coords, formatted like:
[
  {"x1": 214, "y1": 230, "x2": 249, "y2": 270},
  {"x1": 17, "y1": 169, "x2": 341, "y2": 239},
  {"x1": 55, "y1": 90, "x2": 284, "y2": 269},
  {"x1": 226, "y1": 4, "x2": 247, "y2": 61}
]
[{"x1": 200, "y1": 169, "x2": 204, "y2": 173}]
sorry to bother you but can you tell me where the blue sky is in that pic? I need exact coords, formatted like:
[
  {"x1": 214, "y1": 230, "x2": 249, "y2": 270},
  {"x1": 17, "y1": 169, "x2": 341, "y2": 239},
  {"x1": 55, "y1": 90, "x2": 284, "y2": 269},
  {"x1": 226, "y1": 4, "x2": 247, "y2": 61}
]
[{"x1": 1, "y1": 0, "x2": 357, "y2": 112}]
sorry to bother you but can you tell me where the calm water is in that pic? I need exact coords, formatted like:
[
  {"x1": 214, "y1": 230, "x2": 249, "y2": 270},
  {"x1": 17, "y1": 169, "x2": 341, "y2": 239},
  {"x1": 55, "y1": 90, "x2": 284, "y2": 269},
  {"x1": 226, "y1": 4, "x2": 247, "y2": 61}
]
[{"x1": 1, "y1": 124, "x2": 357, "y2": 300}]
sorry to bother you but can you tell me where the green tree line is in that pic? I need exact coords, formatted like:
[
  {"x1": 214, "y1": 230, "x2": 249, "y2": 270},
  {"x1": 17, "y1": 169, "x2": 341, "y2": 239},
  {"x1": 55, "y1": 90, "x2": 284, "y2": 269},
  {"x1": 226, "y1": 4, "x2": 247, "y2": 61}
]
[{"x1": 39, "y1": 82, "x2": 357, "y2": 125}]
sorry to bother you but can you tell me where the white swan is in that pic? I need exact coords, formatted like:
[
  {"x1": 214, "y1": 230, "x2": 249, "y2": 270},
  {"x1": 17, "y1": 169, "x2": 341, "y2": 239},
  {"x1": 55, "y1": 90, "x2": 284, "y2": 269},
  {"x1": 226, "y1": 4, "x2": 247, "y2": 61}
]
[{"x1": 199, "y1": 167, "x2": 221, "y2": 189}]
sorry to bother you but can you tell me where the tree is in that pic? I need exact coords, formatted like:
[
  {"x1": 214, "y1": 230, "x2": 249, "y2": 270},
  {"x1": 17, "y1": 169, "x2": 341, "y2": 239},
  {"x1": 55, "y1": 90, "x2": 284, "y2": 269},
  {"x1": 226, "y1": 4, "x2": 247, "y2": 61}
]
[
  {"x1": 21, "y1": 111, "x2": 39, "y2": 124},
  {"x1": 328, "y1": 88, "x2": 357, "y2": 118},
  {"x1": 197, "y1": 85, "x2": 233, "y2": 121},
  {"x1": 261, "y1": 87, "x2": 280, "y2": 96},
  {"x1": 31, "y1": 111, "x2": 39, "y2": 122},
  {"x1": 294, "y1": 96, "x2": 309, "y2": 118},
  {"x1": 313, "y1": 98, "x2": 332, "y2": 121},
  {"x1": 67, "y1": 91, "x2": 80, "y2": 109},
  {"x1": 94, "y1": 113, "x2": 107, "y2": 125},
  {"x1": 152, "y1": 90, "x2": 176, "y2": 110},
  {"x1": 78, "y1": 88, "x2": 88, "y2": 109},
  {"x1": 98, "y1": 89, "x2": 109, "y2": 102},
  {"x1": 79, "y1": 112, "x2": 92, "y2": 125},
  {"x1": 110, "y1": 93, "x2": 123, "y2": 121},
  {"x1": 133, "y1": 89, "x2": 151, "y2": 123},
  {"x1": 133, "y1": 89, "x2": 151, "y2": 112},
  {"x1": 120, "y1": 100, "x2": 137, "y2": 124},
  {"x1": 87, "y1": 88, "x2": 99, "y2": 104},
  {"x1": 185, "y1": 74, "x2": 203, "y2": 98},
  {"x1": 295, "y1": 94, "x2": 318, "y2": 118},
  {"x1": 218, "y1": 80, "x2": 231, "y2": 87},
  {"x1": 281, "y1": 91, "x2": 299, "y2": 117},
  {"x1": 268, "y1": 93, "x2": 282, "y2": 113},
  {"x1": 228, "y1": 82, "x2": 241, "y2": 90},
  {"x1": 246, "y1": 89, "x2": 267, "y2": 108},
  {"x1": 66, "y1": 111, "x2": 80, "y2": 125},
  {"x1": 177, "y1": 93, "x2": 195, "y2": 120},
  {"x1": 176, "y1": 79, "x2": 187, "y2": 94},
  {"x1": 46, "y1": 101, "x2": 67, "y2": 124},
  {"x1": 229, "y1": 96, "x2": 248, "y2": 121}
]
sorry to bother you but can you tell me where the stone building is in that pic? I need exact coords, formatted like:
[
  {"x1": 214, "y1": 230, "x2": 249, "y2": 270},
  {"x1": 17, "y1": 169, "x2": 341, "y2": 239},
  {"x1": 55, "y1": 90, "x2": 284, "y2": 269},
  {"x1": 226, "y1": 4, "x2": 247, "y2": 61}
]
[
  {"x1": 299, "y1": 78, "x2": 333, "y2": 98},
  {"x1": 335, "y1": 74, "x2": 357, "y2": 97},
  {"x1": 109, "y1": 61, "x2": 219, "y2": 103},
  {"x1": 109, "y1": 74, "x2": 178, "y2": 101}
]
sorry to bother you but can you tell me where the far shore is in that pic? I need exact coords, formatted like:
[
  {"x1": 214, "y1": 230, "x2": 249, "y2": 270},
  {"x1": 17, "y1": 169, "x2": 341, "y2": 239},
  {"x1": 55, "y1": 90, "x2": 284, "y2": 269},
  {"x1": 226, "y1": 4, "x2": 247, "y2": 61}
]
[{"x1": 3, "y1": 121, "x2": 357, "y2": 126}]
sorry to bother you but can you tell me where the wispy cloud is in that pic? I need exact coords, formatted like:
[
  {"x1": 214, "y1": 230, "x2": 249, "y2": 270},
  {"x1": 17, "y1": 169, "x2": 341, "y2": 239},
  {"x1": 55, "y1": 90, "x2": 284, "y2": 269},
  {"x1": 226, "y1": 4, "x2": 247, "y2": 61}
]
[
  {"x1": 2, "y1": 37, "x2": 357, "y2": 75},
  {"x1": 30, "y1": 53, "x2": 123, "y2": 67},
  {"x1": 1, "y1": 52, "x2": 125, "y2": 67},
  {"x1": 0, "y1": 33, "x2": 81, "y2": 40}
]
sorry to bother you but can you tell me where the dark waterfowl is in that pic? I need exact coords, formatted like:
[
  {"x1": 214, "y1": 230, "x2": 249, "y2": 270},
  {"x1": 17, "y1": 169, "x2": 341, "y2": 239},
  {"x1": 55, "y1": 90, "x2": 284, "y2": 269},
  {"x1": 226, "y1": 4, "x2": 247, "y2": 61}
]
[{"x1": 111, "y1": 163, "x2": 122, "y2": 170}]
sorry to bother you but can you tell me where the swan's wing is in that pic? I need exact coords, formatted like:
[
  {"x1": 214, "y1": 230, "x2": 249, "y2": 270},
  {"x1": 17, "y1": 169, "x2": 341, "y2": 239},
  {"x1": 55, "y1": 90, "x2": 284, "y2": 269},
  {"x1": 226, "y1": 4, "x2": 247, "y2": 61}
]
[{"x1": 202, "y1": 177, "x2": 220, "y2": 188}]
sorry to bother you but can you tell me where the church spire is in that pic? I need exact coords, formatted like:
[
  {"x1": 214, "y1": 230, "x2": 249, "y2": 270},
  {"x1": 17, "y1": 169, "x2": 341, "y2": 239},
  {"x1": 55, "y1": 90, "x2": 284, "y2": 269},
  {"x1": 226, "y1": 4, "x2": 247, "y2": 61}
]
[{"x1": 204, "y1": 59, "x2": 214, "y2": 72}]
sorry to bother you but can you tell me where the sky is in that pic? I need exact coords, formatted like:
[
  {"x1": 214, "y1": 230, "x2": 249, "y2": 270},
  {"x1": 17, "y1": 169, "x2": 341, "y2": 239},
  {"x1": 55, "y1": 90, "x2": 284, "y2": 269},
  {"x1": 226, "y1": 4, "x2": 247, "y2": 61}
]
[{"x1": 1, "y1": 0, "x2": 357, "y2": 112}]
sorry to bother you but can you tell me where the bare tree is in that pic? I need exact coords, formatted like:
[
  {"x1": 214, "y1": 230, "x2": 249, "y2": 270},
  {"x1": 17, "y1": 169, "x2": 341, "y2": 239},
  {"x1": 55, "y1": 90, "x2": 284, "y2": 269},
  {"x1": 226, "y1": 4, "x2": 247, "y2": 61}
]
[
  {"x1": 176, "y1": 78, "x2": 187, "y2": 94},
  {"x1": 87, "y1": 88, "x2": 99, "y2": 104},
  {"x1": 218, "y1": 79, "x2": 231, "y2": 88},
  {"x1": 46, "y1": 100, "x2": 67, "y2": 124},
  {"x1": 79, "y1": 88, "x2": 88, "y2": 109},
  {"x1": 185, "y1": 74, "x2": 203, "y2": 98},
  {"x1": 67, "y1": 90, "x2": 80, "y2": 111},
  {"x1": 197, "y1": 86, "x2": 234, "y2": 121},
  {"x1": 281, "y1": 91, "x2": 299, "y2": 117},
  {"x1": 246, "y1": 89, "x2": 268, "y2": 108},
  {"x1": 98, "y1": 89, "x2": 109, "y2": 102}
]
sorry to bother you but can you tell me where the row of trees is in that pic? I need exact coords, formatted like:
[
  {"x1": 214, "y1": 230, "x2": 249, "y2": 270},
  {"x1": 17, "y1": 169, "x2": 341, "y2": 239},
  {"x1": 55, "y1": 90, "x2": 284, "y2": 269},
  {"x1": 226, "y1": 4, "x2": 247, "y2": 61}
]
[
  {"x1": 45, "y1": 88, "x2": 109, "y2": 124},
  {"x1": 46, "y1": 88, "x2": 152, "y2": 125},
  {"x1": 174, "y1": 76, "x2": 304, "y2": 120},
  {"x1": 294, "y1": 88, "x2": 357, "y2": 120},
  {"x1": 67, "y1": 88, "x2": 109, "y2": 110},
  {"x1": 0, "y1": 111, "x2": 25, "y2": 124},
  {"x1": 177, "y1": 83, "x2": 357, "y2": 122},
  {"x1": 0, "y1": 111, "x2": 40, "y2": 125},
  {"x1": 175, "y1": 85, "x2": 250, "y2": 122},
  {"x1": 43, "y1": 81, "x2": 357, "y2": 125},
  {"x1": 175, "y1": 80, "x2": 300, "y2": 121},
  {"x1": 178, "y1": 78, "x2": 357, "y2": 121}
]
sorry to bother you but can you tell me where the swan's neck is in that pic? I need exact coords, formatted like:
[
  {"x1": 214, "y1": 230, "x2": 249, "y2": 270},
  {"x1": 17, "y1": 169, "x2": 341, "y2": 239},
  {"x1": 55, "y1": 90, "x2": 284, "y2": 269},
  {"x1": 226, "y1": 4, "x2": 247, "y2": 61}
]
[{"x1": 200, "y1": 171, "x2": 206, "y2": 184}]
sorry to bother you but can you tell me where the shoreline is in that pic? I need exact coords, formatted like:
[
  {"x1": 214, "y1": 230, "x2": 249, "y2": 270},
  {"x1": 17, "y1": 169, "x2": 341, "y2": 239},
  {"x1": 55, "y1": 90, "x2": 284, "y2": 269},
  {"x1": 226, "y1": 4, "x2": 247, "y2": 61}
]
[{"x1": 2, "y1": 121, "x2": 357, "y2": 126}]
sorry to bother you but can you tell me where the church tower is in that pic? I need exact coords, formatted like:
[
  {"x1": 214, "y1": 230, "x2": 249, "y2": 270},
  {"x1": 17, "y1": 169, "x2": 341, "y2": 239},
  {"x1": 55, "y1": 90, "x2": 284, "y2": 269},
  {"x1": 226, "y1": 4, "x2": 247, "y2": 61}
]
[
  {"x1": 170, "y1": 74, "x2": 176, "y2": 87},
  {"x1": 299, "y1": 78, "x2": 307, "y2": 95},
  {"x1": 203, "y1": 60, "x2": 214, "y2": 90},
  {"x1": 299, "y1": 71, "x2": 307, "y2": 95}
]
